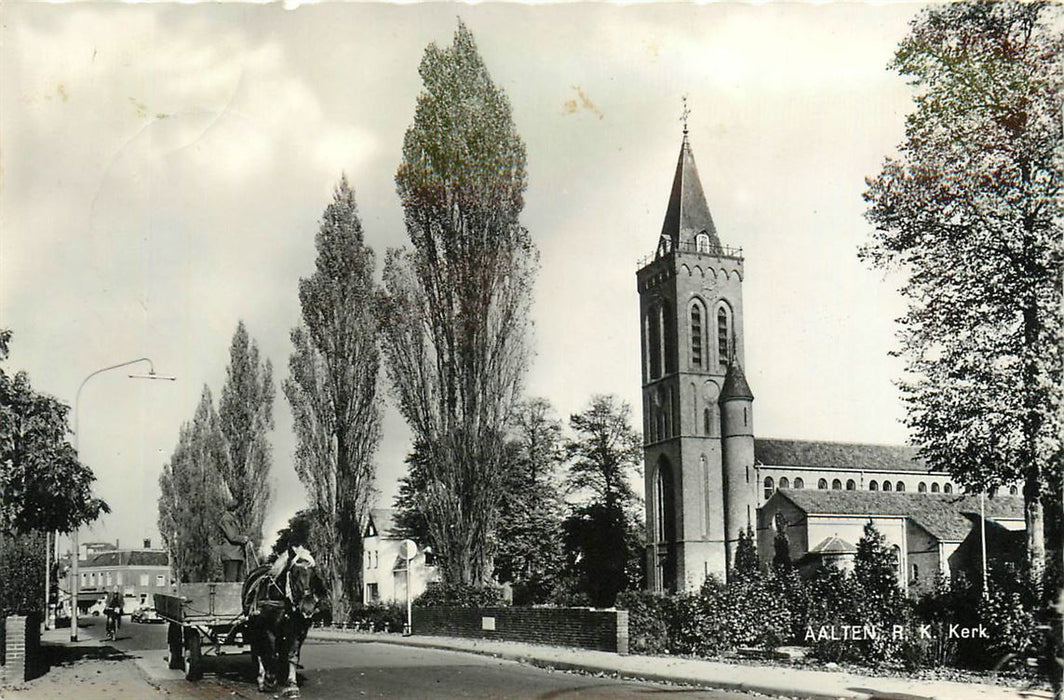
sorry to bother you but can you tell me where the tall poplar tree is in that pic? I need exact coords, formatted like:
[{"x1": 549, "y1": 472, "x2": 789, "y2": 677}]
[
  {"x1": 379, "y1": 22, "x2": 536, "y2": 585},
  {"x1": 218, "y1": 321, "x2": 274, "y2": 548},
  {"x1": 285, "y1": 175, "x2": 381, "y2": 617},
  {"x1": 158, "y1": 386, "x2": 229, "y2": 583},
  {"x1": 862, "y1": 1, "x2": 1063, "y2": 589}
]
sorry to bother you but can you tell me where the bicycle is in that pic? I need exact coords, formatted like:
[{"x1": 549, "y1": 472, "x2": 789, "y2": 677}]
[{"x1": 104, "y1": 608, "x2": 121, "y2": 641}]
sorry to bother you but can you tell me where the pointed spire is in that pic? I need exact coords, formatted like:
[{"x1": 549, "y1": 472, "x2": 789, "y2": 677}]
[
  {"x1": 659, "y1": 130, "x2": 721, "y2": 253},
  {"x1": 720, "y1": 358, "x2": 754, "y2": 402}
]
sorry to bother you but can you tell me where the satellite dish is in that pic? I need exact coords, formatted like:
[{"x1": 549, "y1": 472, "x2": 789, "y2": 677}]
[{"x1": 400, "y1": 539, "x2": 418, "y2": 561}]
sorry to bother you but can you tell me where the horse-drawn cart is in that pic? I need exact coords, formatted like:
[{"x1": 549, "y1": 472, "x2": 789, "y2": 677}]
[{"x1": 154, "y1": 583, "x2": 250, "y2": 681}]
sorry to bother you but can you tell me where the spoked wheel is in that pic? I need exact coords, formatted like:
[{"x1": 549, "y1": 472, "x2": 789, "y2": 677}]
[
  {"x1": 167, "y1": 623, "x2": 184, "y2": 670},
  {"x1": 183, "y1": 629, "x2": 203, "y2": 681}
]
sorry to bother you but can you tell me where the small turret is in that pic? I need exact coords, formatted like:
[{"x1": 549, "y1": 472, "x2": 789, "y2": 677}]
[{"x1": 719, "y1": 359, "x2": 756, "y2": 575}]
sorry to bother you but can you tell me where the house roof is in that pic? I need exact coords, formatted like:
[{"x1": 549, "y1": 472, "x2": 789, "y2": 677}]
[
  {"x1": 660, "y1": 135, "x2": 720, "y2": 250},
  {"x1": 774, "y1": 489, "x2": 1024, "y2": 542},
  {"x1": 755, "y1": 438, "x2": 929, "y2": 472},
  {"x1": 808, "y1": 535, "x2": 857, "y2": 555},
  {"x1": 366, "y1": 508, "x2": 397, "y2": 539},
  {"x1": 85, "y1": 550, "x2": 168, "y2": 568}
]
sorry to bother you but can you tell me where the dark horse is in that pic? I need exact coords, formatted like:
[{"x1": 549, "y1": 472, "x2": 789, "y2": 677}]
[{"x1": 241, "y1": 545, "x2": 324, "y2": 696}]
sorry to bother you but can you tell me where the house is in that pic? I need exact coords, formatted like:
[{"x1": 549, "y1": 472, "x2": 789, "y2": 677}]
[
  {"x1": 758, "y1": 489, "x2": 1024, "y2": 592},
  {"x1": 362, "y1": 508, "x2": 437, "y2": 605},
  {"x1": 65, "y1": 547, "x2": 171, "y2": 610}
]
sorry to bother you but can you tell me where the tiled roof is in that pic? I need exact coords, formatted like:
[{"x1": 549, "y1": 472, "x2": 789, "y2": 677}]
[
  {"x1": 720, "y1": 361, "x2": 754, "y2": 401},
  {"x1": 808, "y1": 535, "x2": 857, "y2": 555},
  {"x1": 755, "y1": 438, "x2": 928, "y2": 472},
  {"x1": 660, "y1": 136, "x2": 720, "y2": 250},
  {"x1": 775, "y1": 489, "x2": 1024, "y2": 542},
  {"x1": 367, "y1": 508, "x2": 397, "y2": 539},
  {"x1": 85, "y1": 550, "x2": 168, "y2": 568}
]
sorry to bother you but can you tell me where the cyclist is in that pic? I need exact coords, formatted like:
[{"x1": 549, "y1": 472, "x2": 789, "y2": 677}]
[{"x1": 103, "y1": 587, "x2": 123, "y2": 641}]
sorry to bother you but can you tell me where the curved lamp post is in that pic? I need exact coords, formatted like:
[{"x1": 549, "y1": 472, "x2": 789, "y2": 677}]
[{"x1": 69, "y1": 358, "x2": 175, "y2": 642}]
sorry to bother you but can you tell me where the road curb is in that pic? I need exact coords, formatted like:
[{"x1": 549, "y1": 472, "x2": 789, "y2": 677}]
[{"x1": 305, "y1": 630, "x2": 868, "y2": 700}]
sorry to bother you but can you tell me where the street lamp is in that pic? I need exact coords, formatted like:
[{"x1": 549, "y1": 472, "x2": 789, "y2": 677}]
[{"x1": 68, "y1": 358, "x2": 175, "y2": 642}]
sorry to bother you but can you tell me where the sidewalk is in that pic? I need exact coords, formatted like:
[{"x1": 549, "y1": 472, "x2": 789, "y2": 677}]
[{"x1": 307, "y1": 627, "x2": 1054, "y2": 700}]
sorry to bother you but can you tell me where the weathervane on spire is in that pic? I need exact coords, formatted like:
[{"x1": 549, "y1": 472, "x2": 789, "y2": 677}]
[{"x1": 681, "y1": 94, "x2": 690, "y2": 136}]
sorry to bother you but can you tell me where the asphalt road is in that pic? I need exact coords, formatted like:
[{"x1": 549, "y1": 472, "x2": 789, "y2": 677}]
[{"x1": 93, "y1": 616, "x2": 765, "y2": 699}]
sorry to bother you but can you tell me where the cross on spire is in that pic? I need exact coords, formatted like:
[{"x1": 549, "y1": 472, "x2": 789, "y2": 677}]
[{"x1": 681, "y1": 94, "x2": 690, "y2": 137}]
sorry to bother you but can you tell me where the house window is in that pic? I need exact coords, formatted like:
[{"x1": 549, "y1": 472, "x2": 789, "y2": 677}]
[
  {"x1": 869, "y1": 480, "x2": 879, "y2": 491},
  {"x1": 918, "y1": 482, "x2": 927, "y2": 493},
  {"x1": 155, "y1": 575, "x2": 165, "y2": 587},
  {"x1": 883, "y1": 481, "x2": 893, "y2": 492},
  {"x1": 779, "y1": 477, "x2": 789, "y2": 489},
  {"x1": 931, "y1": 482, "x2": 940, "y2": 493},
  {"x1": 846, "y1": 479, "x2": 856, "y2": 490},
  {"x1": 896, "y1": 481, "x2": 905, "y2": 492},
  {"x1": 367, "y1": 583, "x2": 379, "y2": 602},
  {"x1": 891, "y1": 545, "x2": 901, "y2": 573},
  {"x1": 116, "y1": 573, "x2": 123, "y2": 585},
  {"x1": 943, "y1": 483, "x2": 953, "y2": 494},
  {"x1": 690, "y1": 303, "x2": 704, "y2": 368},
  {"x1": 139, "y1": 574, "x2": 149, "y2": 587},
  {"x1": 717, "y1": 306, "x2": 730, "y2": 367},
  {"x1": 817, "y1": 479, "x2": 828, "y2": 490},
  {"x1": 764, "y1": 476, "x2": 774, "y2": 501},
  {"x1": 832, "y1": 479, "x2": 842, "y2": 490},
  {"x1": 793, "y1": 478, "x2": 804, "y2": 489}
]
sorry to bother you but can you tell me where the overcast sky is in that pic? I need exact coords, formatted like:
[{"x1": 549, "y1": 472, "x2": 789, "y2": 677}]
[{"x1": 2, "y1": 1, "x2": 923, "y2": 553}]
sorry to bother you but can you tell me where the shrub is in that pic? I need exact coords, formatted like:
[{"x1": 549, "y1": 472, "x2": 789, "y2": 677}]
[
  {"x1": 414, "y1": 582, "x2": 505, "y2": 608},
  {"x1": 0, "y1": 532, "x2": 45, "y2": 616},
  {"x1": 348, "y1": 603, "x2": 405, "y2": 632},
  {"x1": 616, "y1": 590, "x2": 671, "y2": 654}
]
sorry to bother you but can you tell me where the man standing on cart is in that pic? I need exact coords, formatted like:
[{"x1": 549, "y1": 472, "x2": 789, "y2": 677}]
[{"x1": 219, "y1": 499, "x2": 251, "y2": 582}]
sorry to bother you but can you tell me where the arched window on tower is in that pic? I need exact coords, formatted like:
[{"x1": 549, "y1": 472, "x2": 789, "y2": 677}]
[
  {"x1": 764, "y1": 476, "x2": 774, "y2": 501},
  {"x1": 696, "y1": 231, "x2": 711, "y2": 253},
  {"x1": 690, "y1": 302, "x2": 704, "y2": 369},
  {"x1": 717, "y1": 305, "x2": 731, "y2": 368},
  {"x1": 832, "y1": 479, "x2": 842, "y2": 490},
  {"x1": 779, "y1": 477, "x2": 789, "y2": 489},
  {"x1": 943, "y1": 483, "x2": 953, "y2": 494},
  {"x1": 656, "y1": 458, "x2": 678, "y2": 594},
  {"x1": 703, "y1": 408, "x2": 712, "y2": 436},
  {"x1": 817, "y1": 478, "x2": 828, "y2": 490},
  {"x1": 793, "y1": 477, "x2": 804, "y2": 489},
  {"x1": 846, "y1": 479, "x2": 856, "y2": 490},
  {"x1": 662, "y1": 301, "x2": 677, "y2": 374},
  {"x1": 918, "y1": 482, "x2": 927, "y2": 493},
  {"x1": 896, "y1": 481, "x2": 905, "y2": 492},
  {"x1": 647, "y1": 309, "x2": 661, "y2": 379},
  {"x1": 931, "y1": 482, "x2": 940, "y2": 493},
  {"x1": 883, "y1": 481, "x2": 892, "y2": 492},
  {"x1": 1009, "y1": 485, "x2": 1018, "y2": 495},
  {"x1": 869, "y1": 480, "x2": 879, "y2": 491}
]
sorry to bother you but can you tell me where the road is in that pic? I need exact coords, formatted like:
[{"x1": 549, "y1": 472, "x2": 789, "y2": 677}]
[{"x1": 90, "y1": 616, "x2": 766, "y2": 699}]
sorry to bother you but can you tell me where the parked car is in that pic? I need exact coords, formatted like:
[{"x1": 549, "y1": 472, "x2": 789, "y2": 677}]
[
  {"x1": 87, "y1": 598, "x2": 108, "y2": 617},
  {"x1": 131, "y1": 606, "x2": 161, "y2": 624}
]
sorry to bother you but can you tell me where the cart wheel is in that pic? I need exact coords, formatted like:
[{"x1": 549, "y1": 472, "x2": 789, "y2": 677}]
[
  {"x1": 183, "y1": 629, "x2": 203, "y2": 681},
  {"x1": 167, "y1": 623, "x2": 184, "y2": 670}
]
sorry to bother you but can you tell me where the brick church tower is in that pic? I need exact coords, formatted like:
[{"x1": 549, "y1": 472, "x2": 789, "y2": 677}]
[{"x1": 636, "y1": 130, "x2": 758, "y2": 593}]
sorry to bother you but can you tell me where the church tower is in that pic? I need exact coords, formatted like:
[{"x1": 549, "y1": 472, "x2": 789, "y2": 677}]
[{"x1": 637, "y1": 130, "x2": 757, "y2": 592}]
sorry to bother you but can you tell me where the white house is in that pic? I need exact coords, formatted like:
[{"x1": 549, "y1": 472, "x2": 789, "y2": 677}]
[{"x1": 362, "y1": 508, "x2": 437, "y2": 604}]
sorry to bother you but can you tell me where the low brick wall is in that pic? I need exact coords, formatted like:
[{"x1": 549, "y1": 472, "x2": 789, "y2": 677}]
[
  {"x1": 413, "y1": 607, "x2": 629, "y2": 654},
  {"x1": 0, "y1": 614, "x2": 38, "y2": 685}
]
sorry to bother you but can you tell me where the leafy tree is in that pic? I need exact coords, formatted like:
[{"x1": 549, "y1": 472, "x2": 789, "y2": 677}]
[
  {"x1": 392, "y1": 441, "x2": 431, "y2": 546},
  {"x1": 732, "y1": 524, "x2": 760, "y2": 580},
  {"x1": 772, "y1": 514, "x2": 794, "y2": 572},
  {"x1": 285, "y1": 175, "x2": 381, "y2": 618},
  {"x1": 494, "y1": 399, "x2": 566, "y2": 604},
  {"x1": 562, "y1": 395, "x2": 643, "y2": 607},
  {"x1": 379, "y1": 22, "x2": 535, "y2": 586},
  {"x1": 0, "y1": 329, "x2": 109, "y2": 537},
  {"x1": 852, "y1": 520, "x2": 909, "y2": 663},
  {"x1": 158, "y1": 386, "x2": 228, "y2": 583},
  {"x1": 218, "y1": 321, "x2": 275, "y2": 548},
  {"x1": 270, "y1": 508, "x2": 320, "y2": 562},
  {"x1": 862, "y1": 1, "x2": 1063, "y2": 589}
]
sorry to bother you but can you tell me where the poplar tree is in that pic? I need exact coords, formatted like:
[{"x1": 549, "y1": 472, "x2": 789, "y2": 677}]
[
  {"x1": 862, "y1": 1, "x2": 1063, "y2": 589},
  {"x1": 285, "y1": 175, "x2": 381, "y2": 617},
  {"x1": 158, "y1": 387, "x2": 228, "y2": 583},
  {"x1": 218, "y1": 321, "x2": 274, "y2": 548},
  {"x1": 379, "y1": 22, "x2": 535, "y2": 586}
]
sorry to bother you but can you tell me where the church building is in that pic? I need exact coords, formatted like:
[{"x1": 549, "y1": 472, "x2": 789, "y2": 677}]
[{"x1": 637, "y1": 131, "x2": 1022, "y2": 594}]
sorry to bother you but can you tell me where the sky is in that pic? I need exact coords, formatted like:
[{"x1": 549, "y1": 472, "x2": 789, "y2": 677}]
[{"x1": 2, "y1": 1, "x2": 922, "y2": 554}]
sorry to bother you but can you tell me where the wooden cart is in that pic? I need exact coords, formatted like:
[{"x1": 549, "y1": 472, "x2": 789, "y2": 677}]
[{"x1": 154, "y1": 583, "x2": 250, "y2": 681}]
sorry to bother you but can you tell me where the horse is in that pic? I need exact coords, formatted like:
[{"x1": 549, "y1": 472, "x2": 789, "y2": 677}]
[{"x1": 241, "y1": 545, "x2": 324, "y2": 696}]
